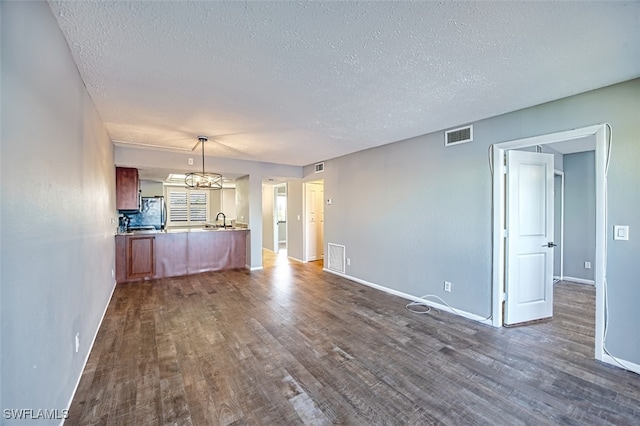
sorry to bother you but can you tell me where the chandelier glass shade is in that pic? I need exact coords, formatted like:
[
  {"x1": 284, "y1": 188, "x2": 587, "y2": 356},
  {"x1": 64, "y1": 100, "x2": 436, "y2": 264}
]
[{"x1": 185, "y1": 136, "x2": 222, "y2": 190}]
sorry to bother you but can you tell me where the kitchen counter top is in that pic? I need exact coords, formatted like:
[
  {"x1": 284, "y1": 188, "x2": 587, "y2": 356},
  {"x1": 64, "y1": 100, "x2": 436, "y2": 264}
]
[{"x1": 117, "y1": 227, "x2": 248, "y2": 235}]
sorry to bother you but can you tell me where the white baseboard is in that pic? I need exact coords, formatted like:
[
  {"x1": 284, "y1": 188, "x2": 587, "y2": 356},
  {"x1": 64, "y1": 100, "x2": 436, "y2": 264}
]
[
  {"x1": 323, "y1": 268, "x2": 493, "y2": 326},
  {"x1": 247, "y1": 265, "x2": 263, "y2": 271},
  {"x1": 287, "y1": 256, "x2": 304, "y2": 263},
  {"x1": 563, "y1": 276, "x2": 595, "y2": 285},
  {"x1": 63, "y1": 279, "x2": 117, "y2": 425},
  {"x1": 602, "y1": 353, "x2": 640, "y2": 375}
]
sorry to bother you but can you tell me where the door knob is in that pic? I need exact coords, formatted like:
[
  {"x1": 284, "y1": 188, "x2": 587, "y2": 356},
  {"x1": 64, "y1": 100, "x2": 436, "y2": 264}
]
[{"x1": 543, "y1": 242, "x2": 557, "y2": 248}]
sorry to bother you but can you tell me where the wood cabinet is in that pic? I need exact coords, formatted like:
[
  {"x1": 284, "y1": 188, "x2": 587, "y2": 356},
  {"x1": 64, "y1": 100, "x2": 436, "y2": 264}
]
[
  {"x1": 128, "y1": 235, "x2": 155, "y2": 279},
  {"x1": 116, "y1": 167, "x2": 140, "y2": 210},
  {"x1": 115, "y1": 230, "x2": 248, "y2": 284},
  {"x1": 116, "y1": 235, "x2": 156, "y2": 281}
]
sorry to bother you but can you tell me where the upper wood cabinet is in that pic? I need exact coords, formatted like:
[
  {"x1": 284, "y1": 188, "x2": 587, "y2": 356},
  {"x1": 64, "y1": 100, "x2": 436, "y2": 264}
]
[{"x1": 116, "y1": 167, "x2": 140, "y2": 211}]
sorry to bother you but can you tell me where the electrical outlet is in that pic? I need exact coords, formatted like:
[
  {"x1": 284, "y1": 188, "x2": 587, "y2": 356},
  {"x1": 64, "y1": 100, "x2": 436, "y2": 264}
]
[
  {"x1": 444, "y1": 281, "x2": 452, "y2": 292},
  {"x1": 585, "y1": 261, "x2": 592, "y2": 269},
  {"x1": 188, "y1": 158, "x2": 194, "y2": 165},
  {"x1": 347, "y1": 258, "x2": 351, "y2": 266},
  {"x1": 75, "y1": 333, "x2": 80, "y2": 353}
]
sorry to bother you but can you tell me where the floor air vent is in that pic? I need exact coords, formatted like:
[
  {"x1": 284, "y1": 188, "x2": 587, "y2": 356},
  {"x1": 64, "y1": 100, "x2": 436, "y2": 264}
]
[
  {"x1": 327, "y1": 243, "x2": 346, "y2": 274},
  {"x1": 445, "y1": 125, "x2": 473, "y2": 147}
]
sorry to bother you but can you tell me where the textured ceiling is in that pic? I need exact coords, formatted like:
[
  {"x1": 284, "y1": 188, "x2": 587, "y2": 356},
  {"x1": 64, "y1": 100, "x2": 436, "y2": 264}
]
[{"x1": 49, "y1": 1, "x2": 640, "y2": 167}]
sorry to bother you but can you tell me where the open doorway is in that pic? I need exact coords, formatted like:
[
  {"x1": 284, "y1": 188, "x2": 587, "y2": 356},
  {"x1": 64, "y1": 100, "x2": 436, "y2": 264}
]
[
  {"x1": 491, "y1": 124, "x2": 608, "y2": 363},
  {"x1": 274, "y1": 184, "x2": 287, "y2": 254},
  {"x1": 304, "y1": 180, "x2": 324, "y2": 262}
]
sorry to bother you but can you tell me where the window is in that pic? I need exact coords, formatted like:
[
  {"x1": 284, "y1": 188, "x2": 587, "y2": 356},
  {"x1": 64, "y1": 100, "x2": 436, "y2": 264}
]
[{"x1": 167, "y1": 189, "x2": 208, "y2": 225}]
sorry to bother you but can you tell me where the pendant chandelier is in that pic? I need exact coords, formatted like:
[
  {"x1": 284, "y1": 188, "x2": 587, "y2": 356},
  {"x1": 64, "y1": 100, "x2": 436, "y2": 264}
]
[{"x1": 185, "y1": 136, "x2": 223, "y2": 189}]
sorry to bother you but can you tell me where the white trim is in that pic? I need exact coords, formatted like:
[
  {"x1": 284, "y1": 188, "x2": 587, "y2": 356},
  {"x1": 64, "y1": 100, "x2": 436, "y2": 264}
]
[
  {"x1": 602, "y1": 354, "x2": 640, "y2": 375},
  {"x1": 562, "y1": 276, "x2": 595, "y2": 286},
  {"x1": 324, "y1": 268, "x2": 493, "y2": 326},
  {"x1": 287, "y1": 256, "x2": 304, "y2": 263},
  {"x1": 62, "y1": 280, "x2": 117, "y2": 425},
  {"x1": 491, "y1": 124, "x2": 607, "y2": 365},
  {"x1": 247, "y1": 265, "x2": 263, "y2": 271}
]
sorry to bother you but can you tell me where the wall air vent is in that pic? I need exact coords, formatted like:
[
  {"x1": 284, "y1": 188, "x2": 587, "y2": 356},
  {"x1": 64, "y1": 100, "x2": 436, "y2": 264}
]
[
  {"x1": 314, "y1": 162, "x2": 325, "y2": 173},
  {"x1": 445, "y1": 125, "x2": 473, "y2": 147},
  {"x1": 327, "y1": 243, "x2": 346, "y2": 274}
]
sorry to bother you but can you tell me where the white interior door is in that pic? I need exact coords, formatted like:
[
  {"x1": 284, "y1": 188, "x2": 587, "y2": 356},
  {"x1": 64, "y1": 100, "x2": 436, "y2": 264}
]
[
  {"x1": 306, "y1": 182, "x2": 324, "y2": 261},
  {"x1": 505, "y1": 150, "x2": 555, "y2": 325}
]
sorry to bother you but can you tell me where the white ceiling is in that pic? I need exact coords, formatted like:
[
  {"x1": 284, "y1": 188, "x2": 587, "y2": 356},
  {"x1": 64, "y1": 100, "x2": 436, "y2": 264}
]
[{"x1": 49, "y1": 1, "x2": 640, "y2": 167}]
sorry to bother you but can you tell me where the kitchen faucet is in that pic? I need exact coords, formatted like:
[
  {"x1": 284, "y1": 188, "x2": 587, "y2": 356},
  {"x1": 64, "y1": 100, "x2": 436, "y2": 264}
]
[{"x1": 215, "y1": 212, "x2": 226, "y2": 228}]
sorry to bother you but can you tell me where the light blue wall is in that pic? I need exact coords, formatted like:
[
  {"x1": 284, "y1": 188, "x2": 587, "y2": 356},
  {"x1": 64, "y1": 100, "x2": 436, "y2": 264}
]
[
  {"x1": 1, "y1": 1, "x2": 116, "y2": 422},
  {"x1": 286, "y1": 181, "x2": 304, "y2": 262},
  {"x1": 262, "y1": 183, "x2": 275, "y2": 252},
  {"x1": 554, "y1": 174, "x2": 563, "y2": 278},
  {"x1": 309, "y1": 79, "x2": 640, "y2": 364},
  {"x1": 563, "y1": 152, "x2": 596, "y2": 282}
]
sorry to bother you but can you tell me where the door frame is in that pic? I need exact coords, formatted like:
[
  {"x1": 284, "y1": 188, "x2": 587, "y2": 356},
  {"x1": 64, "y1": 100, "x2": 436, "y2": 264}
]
[
  {"x1": 273, "y1": 183, "x2": 287, "y2": 253},
  {"x1": 491, "y1": 124, "x2": 607, "y2": 362}
]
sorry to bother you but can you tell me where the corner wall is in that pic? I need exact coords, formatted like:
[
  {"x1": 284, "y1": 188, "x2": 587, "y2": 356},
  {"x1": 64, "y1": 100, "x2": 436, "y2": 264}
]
[
  {"x1": 563, "y1": 152, "x2": 596, "y2": 282},
  {"x1": 1, "y1": 1, "x2": 116, "y2": 419}
]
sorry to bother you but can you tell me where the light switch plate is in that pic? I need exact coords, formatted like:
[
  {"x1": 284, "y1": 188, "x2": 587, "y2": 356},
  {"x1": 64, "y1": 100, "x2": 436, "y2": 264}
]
[{"x1": 614, "y1": 225, "x2": 629, "y2": 241}]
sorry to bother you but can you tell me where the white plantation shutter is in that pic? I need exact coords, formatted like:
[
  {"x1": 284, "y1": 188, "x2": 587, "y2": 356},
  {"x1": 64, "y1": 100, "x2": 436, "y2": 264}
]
[
  {"x1": 169, "y1": 191, "x2": 188, "y2": 223},
  {"x1": 189, "y1": 191, "x2": 207, "y2": 222},
  {"x1": 168, "y1": 190, "x2": 209, "y2": 225}
]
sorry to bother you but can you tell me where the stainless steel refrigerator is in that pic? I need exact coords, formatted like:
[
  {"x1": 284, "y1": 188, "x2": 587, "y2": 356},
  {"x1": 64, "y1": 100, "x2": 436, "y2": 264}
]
[{"x1": 127, "y1": 196, "x2": 166, "y2": 230}]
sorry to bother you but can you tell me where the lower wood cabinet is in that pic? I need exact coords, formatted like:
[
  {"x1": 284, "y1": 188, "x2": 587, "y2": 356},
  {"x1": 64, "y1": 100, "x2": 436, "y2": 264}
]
[
  {"x1": 127, "y1": 235, "x2": 155, "y2": 279},
  {"x1": 115, "y1": 230, "x2": 247, "y2": 283},
  {"x1": 115, "y1": 235, "x2": 155, "y2": 282}
]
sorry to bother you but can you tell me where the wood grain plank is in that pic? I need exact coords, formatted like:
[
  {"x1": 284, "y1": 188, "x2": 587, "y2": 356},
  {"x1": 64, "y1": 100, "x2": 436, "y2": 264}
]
[{"x1": 66, "y1": 255, "x2": 640, "y2": 425}]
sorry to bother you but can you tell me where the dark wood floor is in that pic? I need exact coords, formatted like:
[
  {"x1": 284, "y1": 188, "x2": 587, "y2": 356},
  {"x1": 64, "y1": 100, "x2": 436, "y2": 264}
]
[{"x1": 67, "y1": 251, "x2": 640, "y2": 425}]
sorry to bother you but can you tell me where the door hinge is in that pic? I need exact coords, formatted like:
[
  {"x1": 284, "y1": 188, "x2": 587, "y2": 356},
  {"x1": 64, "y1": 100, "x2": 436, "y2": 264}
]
[
  {"x1": 502, "y1": 292, "x2": 507, "y2": 301},
  {"x1": 503, "y1": 229, "x2": 509, "y2": 238}
]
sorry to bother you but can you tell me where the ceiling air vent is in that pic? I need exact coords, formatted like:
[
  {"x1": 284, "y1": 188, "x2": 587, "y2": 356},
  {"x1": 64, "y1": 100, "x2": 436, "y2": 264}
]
[
  {"x1": 445, "y1": 125, "x2": 473, "y2": 147},
  {"x1": 314, "y1": 162, "x2": 325, "y2": 173}
]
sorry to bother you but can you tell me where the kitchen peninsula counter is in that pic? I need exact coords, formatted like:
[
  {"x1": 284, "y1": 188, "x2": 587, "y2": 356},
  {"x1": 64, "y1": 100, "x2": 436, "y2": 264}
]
[{"x1": 115, "y1": 228, "x2": 249, "y2": 283}]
